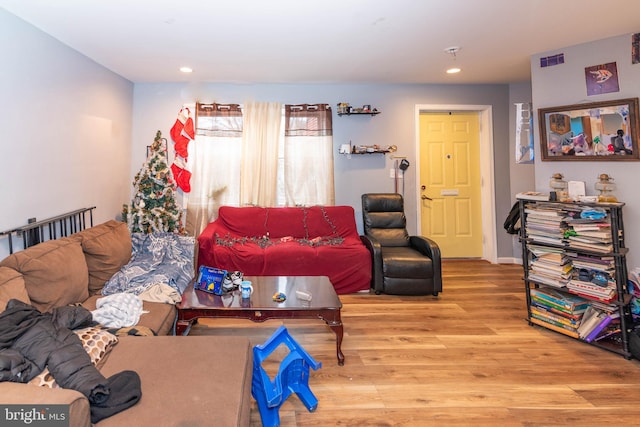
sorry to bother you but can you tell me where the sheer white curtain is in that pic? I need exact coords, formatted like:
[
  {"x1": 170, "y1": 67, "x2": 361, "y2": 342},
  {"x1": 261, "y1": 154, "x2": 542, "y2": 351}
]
[
  {"x1": 185, "y1": 103, "x2": 243, "y2": 237},
  {"x1": 283, "y1": 104, "x2": 335, "y2": 206},
  {"x1": 240, "y1": 101, "x2": 282, "y2": 207}
]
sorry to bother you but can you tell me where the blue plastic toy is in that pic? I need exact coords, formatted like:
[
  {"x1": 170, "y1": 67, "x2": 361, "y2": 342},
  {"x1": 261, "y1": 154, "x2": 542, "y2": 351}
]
[{"x1": 251, "y1": 326, "x2": 322, "y2": 427}]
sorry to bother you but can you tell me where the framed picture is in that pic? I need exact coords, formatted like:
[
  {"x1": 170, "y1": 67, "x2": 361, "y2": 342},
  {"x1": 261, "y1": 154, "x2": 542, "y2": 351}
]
[{"x1": 538, "y1": 98, "x2": 640, "y2": 161}]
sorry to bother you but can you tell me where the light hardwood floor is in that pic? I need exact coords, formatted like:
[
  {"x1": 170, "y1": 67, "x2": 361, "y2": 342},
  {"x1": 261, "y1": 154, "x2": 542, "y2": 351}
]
[{"x1": 191, "y1": 260, "x2": 640, "y2": 426}]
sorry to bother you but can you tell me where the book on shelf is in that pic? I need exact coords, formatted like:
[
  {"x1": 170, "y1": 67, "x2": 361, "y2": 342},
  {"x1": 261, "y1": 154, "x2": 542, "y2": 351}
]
[
  {"x1": 528, "y1": 273, "x2": 568, "y2": 289},
  {"x1": 516, "y1": 191, "x2": 549, "y2": 201},
  {"x1": 535, "y1": 253, "x2": 568, "y2": 264},
  {"x1": 577, "y1": 305, "x2": 603, "y2": 339},
  {"x1": 567, "y1": 289, "x2": 617, "y2": 304},
  {"x1": 531, "y1": 295, "x2": 581, "y2": 315},
  {"x1": 573, "y1": 229, "x2": 612, "y2": 239},
  {"x1": 530, "y1": 287, "x2": 590, "y2": 313},
  {"x1": 530, "y1": 259, "x2": 572, "y2": 274},
  {"x1": 566, "y1": 240, "x2": 613, "y2": 254},
  {"x1": 524, "y1": 207, "x2": 565, "y2": 218},
  {"x1": 530, "y1": 316, "x2": 580, "y2": 339},
  {"x1": 584, "y1": 312, "x2": 620, "y2": 342},
  {"x1": 530, "y1": 305, "x2": 581, "y2": 328},
  {"x1": 531, "y1": 301, "x2": 585, "y2": 321},
  {"x1": 566, "y1": 279, "x2": 616, "y2": 298},
  {"x1": 568, "y1": 235, "x2": 612, "y2": 244}
]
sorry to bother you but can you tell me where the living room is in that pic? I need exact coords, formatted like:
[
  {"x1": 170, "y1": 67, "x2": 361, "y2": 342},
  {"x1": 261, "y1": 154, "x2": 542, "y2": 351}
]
[
  {"x1": 3, "y1": 1, "x2": 640, "y2": 425},
  {"x1": 1, "y1": 3, "x2": 639, "y2": 267}
]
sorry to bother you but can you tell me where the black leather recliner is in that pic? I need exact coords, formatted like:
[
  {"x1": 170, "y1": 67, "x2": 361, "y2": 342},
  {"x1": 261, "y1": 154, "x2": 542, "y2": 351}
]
[{"x1": 361, "y1": 193, "x2": 442, "y2": 296}]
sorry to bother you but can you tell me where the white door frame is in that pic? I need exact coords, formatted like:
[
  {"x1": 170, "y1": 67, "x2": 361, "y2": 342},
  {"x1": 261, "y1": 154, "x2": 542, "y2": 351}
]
[{"x1": 414, "y1": 104, "x2": 497, "y2": 264}]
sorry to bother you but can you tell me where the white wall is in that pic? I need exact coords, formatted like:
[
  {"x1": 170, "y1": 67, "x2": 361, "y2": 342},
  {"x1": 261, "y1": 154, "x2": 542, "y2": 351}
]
[
  {"x1": 0, "y1": 9, "x2": 134, "y2": 258},
  {"x1": 531, "y1": 32, "x2": 640, "y2": 269},
  {"x1": 132, "y1": 82, "x2": 514, "y2": 258}
]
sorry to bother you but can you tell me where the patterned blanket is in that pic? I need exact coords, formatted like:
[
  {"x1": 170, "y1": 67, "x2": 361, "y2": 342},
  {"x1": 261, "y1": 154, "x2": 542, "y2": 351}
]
[{"x1": 102, "y1": 233, "x2": 195, "y2": 298}]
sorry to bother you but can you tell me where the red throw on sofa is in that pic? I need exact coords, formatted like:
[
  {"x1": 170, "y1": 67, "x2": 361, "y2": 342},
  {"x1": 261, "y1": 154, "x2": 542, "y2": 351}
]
[{"x1": 197, "y1": 206, "x2": 372, "y2": 294}]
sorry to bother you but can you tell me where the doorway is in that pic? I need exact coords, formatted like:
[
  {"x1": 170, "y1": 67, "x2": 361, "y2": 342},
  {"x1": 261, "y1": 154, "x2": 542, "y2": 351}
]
[{"x1": 414, "y1": 105, "x2": 497, "y2": 263}]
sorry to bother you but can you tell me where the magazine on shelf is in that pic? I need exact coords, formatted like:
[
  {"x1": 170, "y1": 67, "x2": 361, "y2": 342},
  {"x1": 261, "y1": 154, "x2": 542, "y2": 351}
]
[
  {"x1": 531, "y1": 305, "x2": 581, "y2": 327},
  {"x1": 516, "y1": 191, "x2": 550, "y2": 201},
  {"x1": 530, "y1": 287, "x2": 590, "y2": 313},
  {"x1": 584, "y1": 312, "x2": 620, "y2": 342},
  {"x1": 577, "y1": 305, "x2": 604, "y2": 339}
]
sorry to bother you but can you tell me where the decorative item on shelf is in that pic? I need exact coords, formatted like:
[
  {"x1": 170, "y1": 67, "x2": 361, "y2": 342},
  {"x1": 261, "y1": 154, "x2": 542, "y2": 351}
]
[
  {"x1": 336, "y1": 102, "x2": 380, "y2": 116},
  {"x1": 549, "y1": 173, "x2": 569, "y2": 201},
  {"x1": 595, "y1": 173, "x2": 618, "y2": 202},
  {"x1": 336, "y1": 102, "x2": 350, "y2": 114},
  {"x1": 350, "y1": 144, "x2": 393, "y2": 154}
]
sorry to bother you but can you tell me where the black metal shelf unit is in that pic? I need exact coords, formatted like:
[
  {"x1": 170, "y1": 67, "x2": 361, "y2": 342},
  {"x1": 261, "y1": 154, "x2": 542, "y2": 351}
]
[{"x1": 518, "y1": 199, "x2": 633, "y2": 359}]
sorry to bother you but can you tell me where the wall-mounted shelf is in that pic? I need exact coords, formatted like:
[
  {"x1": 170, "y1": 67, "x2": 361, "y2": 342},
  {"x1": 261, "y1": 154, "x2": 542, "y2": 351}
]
[
  {"x1": 339, "y1": 144, "x2": 393, "y2": 155},
  {"x1": 336, "y1": 102, "x2": 380, "y2": 116},
  {"x1": 337, "y1": 111, "x2": 381, "y2": 117}
]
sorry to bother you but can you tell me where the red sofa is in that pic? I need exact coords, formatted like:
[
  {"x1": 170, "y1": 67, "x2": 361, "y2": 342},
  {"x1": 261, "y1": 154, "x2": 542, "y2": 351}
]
[{"x1": 197, "y1": 205, "x2": 371, "y2": 294}]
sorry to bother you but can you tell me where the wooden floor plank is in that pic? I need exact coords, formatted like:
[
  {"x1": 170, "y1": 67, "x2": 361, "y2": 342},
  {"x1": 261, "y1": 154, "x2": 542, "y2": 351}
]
[{"x1": 189, "y1": 260, "x2": 640, "y2": 426}]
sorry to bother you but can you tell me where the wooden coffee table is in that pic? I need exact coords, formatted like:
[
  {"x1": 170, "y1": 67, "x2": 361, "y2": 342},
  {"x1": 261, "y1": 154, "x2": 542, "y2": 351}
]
[{"x1": 176, "y1": 275, "x2": 345, "y2": 365}]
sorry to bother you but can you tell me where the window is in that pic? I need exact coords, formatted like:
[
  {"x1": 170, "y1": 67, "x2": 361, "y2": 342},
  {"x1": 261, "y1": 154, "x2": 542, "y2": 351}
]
[{"x1": 186, "y1": 102, "x2": 334, "y2": 236}]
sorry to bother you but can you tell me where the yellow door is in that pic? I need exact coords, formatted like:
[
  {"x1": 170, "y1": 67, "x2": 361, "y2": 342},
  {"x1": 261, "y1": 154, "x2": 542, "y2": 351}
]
[{"x1": 419, "y1": 112, "x2": 482, "y2": 258}]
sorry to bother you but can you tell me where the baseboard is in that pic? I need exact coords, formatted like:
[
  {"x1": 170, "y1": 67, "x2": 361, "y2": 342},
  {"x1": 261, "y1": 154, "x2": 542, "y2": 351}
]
[{"x1": 496, "y1": 257, "x2": 522, "y2": 265}]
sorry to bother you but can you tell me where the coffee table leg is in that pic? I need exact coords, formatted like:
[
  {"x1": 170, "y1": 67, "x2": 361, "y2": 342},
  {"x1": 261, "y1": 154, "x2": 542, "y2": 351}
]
[
  {"x1": 328, "y1": 321, "x2": 345, "y2": 366},
  {"x1": 175, "y1": 319, "x2": 194, "y2": 336}
]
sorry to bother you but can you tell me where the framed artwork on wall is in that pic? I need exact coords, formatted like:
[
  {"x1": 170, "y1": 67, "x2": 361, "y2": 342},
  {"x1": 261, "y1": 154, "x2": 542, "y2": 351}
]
[
  {"x1": 584, "y1": 62, "x2": 619, "y2": 96},
  {"x1": 538, "y1": 98, "x2": 640, "y2": 161}
]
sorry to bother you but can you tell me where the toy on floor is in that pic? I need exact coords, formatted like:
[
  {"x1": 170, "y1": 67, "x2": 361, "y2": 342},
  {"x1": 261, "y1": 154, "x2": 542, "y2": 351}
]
[{"x1": 251, "y1": 326, "x2": 322, "y2": 427}]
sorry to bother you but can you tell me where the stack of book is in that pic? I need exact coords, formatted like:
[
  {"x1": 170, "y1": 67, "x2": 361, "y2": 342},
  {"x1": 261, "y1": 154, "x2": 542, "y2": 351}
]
[
  {"x1": 577, "y1": 304, "x2": 621, "y2": 342},
  {"x1": 565, "y1": 217, "x2": 613, "y2": 253},
  {"x1": 529, "y1": 287, "x2": 590, "y2": 338},
  {"x1": 524, "y1": 203, "x2": 567, "y2": 246},
  {"x1": 528, "y1": 245, "x2": 572, "y2": 288},
  {"x1": 568, "y1": 253, "x2": 615, "y2": 275},
  {"x1": 566, "y1": 277, "x2": 617, "y2": 303}
]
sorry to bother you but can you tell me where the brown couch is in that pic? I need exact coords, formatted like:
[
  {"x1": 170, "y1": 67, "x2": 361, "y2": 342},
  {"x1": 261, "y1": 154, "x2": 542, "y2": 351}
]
[{"x1": 0, "y1": 220, "x2": 252, "y2": 426}]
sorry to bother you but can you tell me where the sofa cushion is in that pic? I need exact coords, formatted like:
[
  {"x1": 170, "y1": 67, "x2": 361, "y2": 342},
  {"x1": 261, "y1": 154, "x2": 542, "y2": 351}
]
[
  {"x1": 0, "y1": 266, "x2": 31, "y2": 312},
  {"x1": 96, "y1": 336, "x2": 252, "y2": 427},
  {"x1": 0, "y1": 238, "x2": 89, "y2": 313},
  {"x1": 0, "y1": 382, "x2": 91, "y2": 427},
  {"x1": 74, "y1": 220, "x2": 132, "y2": 295},
  {"x1": 29, "y1": 326, "x2": 118, "y2": 388},
  {"x1": 82, "y1": 295, "x2": 176, "y2": 336}
]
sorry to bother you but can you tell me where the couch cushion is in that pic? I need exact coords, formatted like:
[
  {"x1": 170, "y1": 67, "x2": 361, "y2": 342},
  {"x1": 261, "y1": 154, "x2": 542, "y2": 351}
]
[
  {"x1": 97, "y1": 336, "x2": 252, "y2": 427},
  {"x1": 0, "y1": 266, "x2": 31, "y2": 312},
  {"x1": 0, "y1": 382, "x2": 91, "y2": 427},
  {"x1": 0, "y1": 238, "x2": 89, "y2": 313},
  {"x1": 74, "y1": 220, "x2": 132, "y2": 295},
  {"x1": 29, "y1": 326, "x2": 118, "y2": 388},
  {"x1": 82, "y1": 295, "x2": 176, "y2": 336}
]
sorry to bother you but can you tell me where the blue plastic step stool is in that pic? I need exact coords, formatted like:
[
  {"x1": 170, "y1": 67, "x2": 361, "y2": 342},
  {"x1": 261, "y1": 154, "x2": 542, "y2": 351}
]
[{"x1": 251, "y1": 326, "x2": 322, "y2": 427}]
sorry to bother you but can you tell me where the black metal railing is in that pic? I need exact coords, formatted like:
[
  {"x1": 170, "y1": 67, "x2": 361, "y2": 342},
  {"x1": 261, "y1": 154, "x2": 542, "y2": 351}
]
[{"x1": 0, "y1": 207, "x2": 96, "y2": 254}]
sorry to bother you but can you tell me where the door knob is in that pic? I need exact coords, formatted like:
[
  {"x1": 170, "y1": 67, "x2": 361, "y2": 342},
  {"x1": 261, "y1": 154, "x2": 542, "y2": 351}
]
[{"x1": 421, "y1": 195, "x2": 432, "y2": 200}]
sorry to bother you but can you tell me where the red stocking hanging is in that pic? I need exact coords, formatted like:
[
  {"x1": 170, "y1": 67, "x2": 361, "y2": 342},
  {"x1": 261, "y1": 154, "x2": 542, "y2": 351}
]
[
  {"x1": 170, "y1": 108, "x2": 194, "y2": 159},
  {"x1": 171, "y1": 157, "x2": 192, "y2": 193}
]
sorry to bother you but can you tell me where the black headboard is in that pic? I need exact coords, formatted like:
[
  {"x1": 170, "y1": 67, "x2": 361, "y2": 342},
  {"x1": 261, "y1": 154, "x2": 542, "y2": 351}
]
[{"x1": 0, "y1": 207, "x2": 96, "y2": 254}]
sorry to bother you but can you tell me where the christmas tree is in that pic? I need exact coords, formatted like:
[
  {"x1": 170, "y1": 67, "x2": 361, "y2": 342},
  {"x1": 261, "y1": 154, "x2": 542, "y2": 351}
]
[{"x1": 122, "y1": 130, "x2": 185, "y2": 234}]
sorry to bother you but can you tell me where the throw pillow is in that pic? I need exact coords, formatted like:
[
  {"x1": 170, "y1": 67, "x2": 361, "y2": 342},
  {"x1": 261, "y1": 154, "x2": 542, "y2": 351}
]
[{"x1": 29, "y1": 326, "x2": 118, "y2": 388}]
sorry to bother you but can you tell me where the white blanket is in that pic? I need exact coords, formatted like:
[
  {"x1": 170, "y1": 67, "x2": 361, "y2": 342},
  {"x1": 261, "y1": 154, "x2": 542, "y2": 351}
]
[
  {"x1": 138, "y1": 283, "x2": 181, "y2": 304},
  {"x1": 91, "y1": 293, "x2": 144, "y2": 328}
]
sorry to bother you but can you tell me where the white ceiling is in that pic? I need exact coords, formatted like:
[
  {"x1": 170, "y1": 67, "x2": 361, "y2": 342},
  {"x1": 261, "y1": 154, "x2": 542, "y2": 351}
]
[{"x1": 2, "y1": 0, "x2": 640, "y2": 85}]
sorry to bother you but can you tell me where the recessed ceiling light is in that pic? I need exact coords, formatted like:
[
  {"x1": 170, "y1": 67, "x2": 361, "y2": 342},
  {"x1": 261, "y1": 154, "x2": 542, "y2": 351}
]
[
  {"x1": 446, "y1": 67, "x2": 461, "y2": 74},
  {"x1": 179, "y1": 67, "x2": 193, "y2": 73}
]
